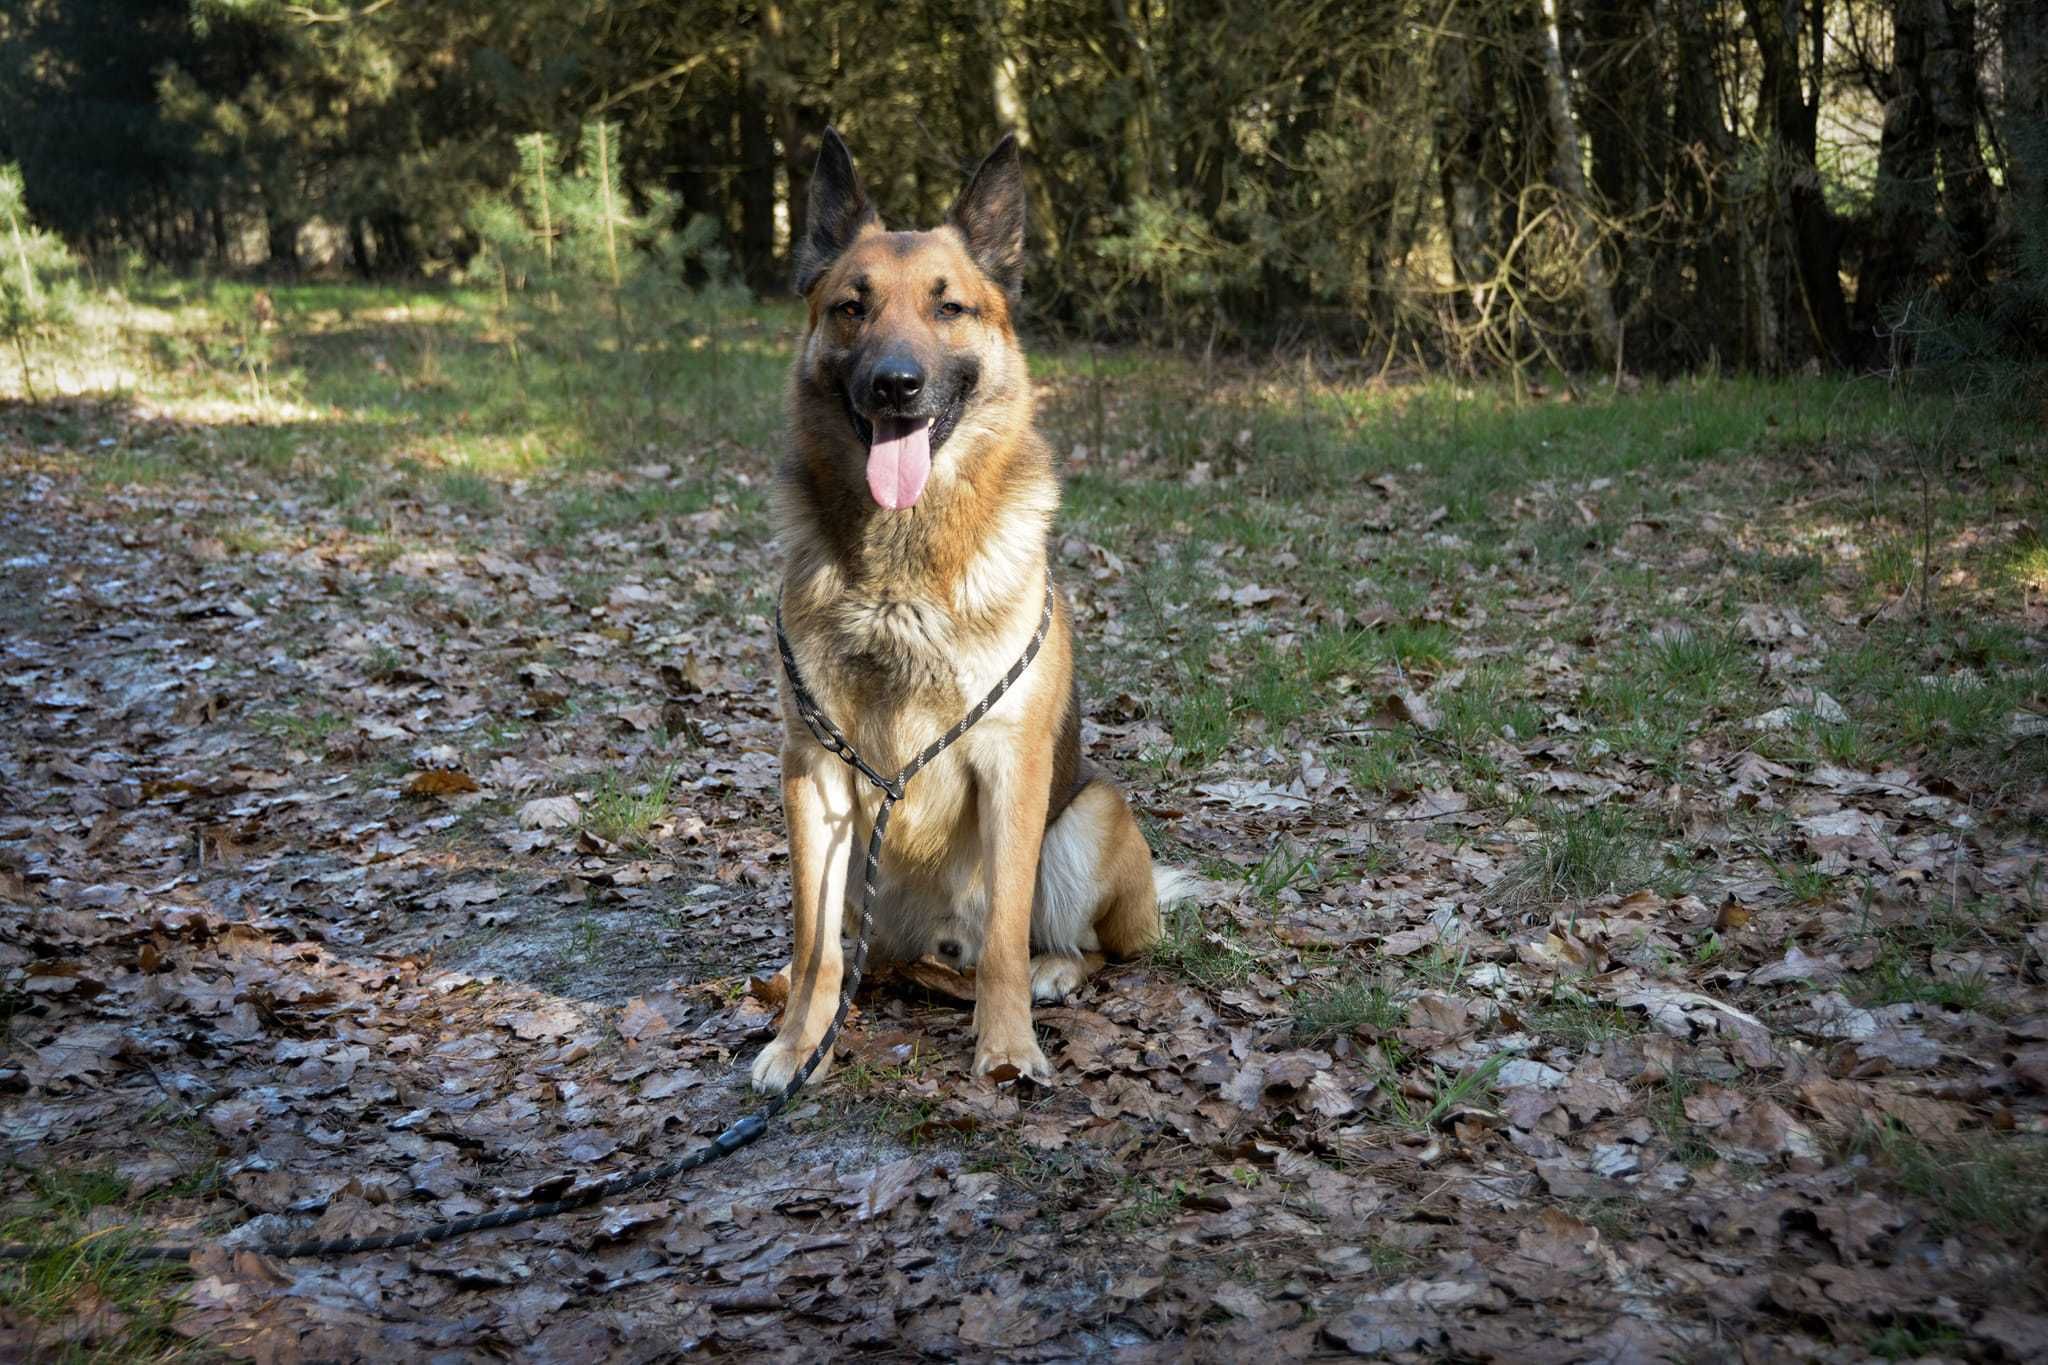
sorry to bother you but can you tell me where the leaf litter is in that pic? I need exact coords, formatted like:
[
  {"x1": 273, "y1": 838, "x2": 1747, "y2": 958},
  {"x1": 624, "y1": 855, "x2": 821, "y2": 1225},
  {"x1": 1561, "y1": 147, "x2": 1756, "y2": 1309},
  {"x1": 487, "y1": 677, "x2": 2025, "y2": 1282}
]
[{"x1": 2, "y1": 390, "x2": 2046, "y2": 1361}]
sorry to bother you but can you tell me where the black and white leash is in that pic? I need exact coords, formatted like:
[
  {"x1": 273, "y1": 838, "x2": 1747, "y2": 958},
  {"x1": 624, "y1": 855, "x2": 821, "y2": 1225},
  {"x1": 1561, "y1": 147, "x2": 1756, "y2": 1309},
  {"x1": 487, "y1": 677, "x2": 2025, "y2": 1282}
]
[{"x1": 6, "y1": 575, "x2": 1055, "y2": 1266}]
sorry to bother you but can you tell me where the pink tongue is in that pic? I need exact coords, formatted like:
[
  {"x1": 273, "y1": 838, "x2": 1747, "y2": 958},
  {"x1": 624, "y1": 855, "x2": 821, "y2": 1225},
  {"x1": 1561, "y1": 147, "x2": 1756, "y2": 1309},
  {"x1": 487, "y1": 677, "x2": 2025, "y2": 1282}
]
[{"x1": 866, "y1": 417, "x2": 933, "y2": 510}]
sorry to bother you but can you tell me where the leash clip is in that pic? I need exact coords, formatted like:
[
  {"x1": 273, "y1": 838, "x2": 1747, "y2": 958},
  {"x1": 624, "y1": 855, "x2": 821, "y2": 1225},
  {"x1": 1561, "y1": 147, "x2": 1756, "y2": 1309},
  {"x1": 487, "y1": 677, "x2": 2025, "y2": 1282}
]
[{"x1": 797, "y1": 701, "x2": 904, "y2": 800}]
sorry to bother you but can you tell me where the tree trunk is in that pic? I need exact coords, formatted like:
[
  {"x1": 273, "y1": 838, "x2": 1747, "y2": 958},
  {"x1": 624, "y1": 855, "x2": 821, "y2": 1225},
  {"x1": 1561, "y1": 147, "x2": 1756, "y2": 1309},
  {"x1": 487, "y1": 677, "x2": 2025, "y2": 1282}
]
[
  {"x1": 2002, "y1": 0, "x2": 2048, "y2": 248},
  {"x1": 1745, "y1": 0, "x2": 1849, "y2": 366},
  {"x1": 1579, "y1": 0, "x2": 1658, "y2": 321},
  {"x1": 1105, "y1": 0, "x2": 1156, "y2": 202},
  {"x1": 1433, "y1": 25, "x2": 1499, "y2": 311},
  {"x1": 348, "y1": 216, "x2": 372, "y2": 278},
  {"x1": 735, "y1": 53, "x2": 779, "y2": 293},
  {"x1": 266, "y1": 208, "x2": 300, "y2": 275},
  {"x1": 372, "y1": 213, "x2": 419, "y2": 275},
  {"x1": 1855, "y1": 0, "x2": 1936, "y2": 338},
  {"x1": 1539, "y1": 0, "x2": 1623, "y2": 369},
  {"x1": 1924, "y1": 0, "x2": 1997, "y2": 295},
  {"x1": 1673, "y1": 0, "x2": 1742, "y2": 365},
  {"x1": 763, "y1": 3, "x2": 825, "y2": 293},
  {"x1": 984, "y1": 0, "x2": 1060, "y2": 294}
]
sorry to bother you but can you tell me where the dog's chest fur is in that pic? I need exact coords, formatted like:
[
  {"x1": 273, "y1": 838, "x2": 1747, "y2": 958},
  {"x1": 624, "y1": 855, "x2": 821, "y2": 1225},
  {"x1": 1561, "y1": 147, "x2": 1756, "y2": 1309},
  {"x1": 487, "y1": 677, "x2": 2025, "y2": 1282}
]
[
  {"x1": 780, "y1": 491, "x2": 1055, "y2": 878},
  {"x1": 831, "y1": 593, "x2": 974, "y2": 703}
]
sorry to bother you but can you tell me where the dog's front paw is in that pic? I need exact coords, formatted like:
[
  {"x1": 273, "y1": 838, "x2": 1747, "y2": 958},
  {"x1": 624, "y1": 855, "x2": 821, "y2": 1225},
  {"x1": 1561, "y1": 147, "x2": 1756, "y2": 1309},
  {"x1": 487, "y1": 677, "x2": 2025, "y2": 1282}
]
[
  {"x1": 749, "y1": 1036, "x2": 833, "y2": 1095},
  {"x1": 972, "y1": 1031, "x2": 1052, "y2": 1084}
]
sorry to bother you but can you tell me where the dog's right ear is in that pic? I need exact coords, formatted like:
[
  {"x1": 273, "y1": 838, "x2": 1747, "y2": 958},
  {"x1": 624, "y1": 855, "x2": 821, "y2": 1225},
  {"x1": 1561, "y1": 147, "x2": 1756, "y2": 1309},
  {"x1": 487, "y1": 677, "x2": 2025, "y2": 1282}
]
[{"x1": 794, "y1": 128, "x2": 877, "y2": 296}]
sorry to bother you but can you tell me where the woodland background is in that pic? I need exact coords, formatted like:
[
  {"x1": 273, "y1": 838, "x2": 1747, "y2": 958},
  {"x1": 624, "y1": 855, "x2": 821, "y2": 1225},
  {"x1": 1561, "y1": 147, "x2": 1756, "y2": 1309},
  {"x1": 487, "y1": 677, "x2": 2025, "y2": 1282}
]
[{"x1": 3, "y1": 0, "x2": 2045, "y2": 378}]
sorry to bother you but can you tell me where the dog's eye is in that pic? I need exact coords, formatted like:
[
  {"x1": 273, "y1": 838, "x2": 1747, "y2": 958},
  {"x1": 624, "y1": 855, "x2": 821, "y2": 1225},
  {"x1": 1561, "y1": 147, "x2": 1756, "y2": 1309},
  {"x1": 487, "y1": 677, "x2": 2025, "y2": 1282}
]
[
  {"x1": 936, "y1": 300, "x2": 966, "y2": 320},
  {"x1": 835, "y1": 300, "x2": 866, "y2": 321}
]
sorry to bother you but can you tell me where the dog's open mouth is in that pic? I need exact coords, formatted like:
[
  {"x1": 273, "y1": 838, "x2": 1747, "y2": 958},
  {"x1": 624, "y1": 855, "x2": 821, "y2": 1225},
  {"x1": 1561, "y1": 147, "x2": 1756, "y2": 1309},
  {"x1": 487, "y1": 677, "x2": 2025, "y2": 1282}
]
[{"x1": 845, "y1": 392, "x2": 966, "y2": 511}]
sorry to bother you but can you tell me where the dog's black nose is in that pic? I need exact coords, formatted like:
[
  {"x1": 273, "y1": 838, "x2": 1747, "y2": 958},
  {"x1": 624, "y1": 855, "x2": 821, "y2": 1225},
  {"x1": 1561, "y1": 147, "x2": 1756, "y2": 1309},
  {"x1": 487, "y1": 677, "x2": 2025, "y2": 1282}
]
[
  {"x1": 870, "y1": 360, "x2": 924, "y2": 408},
  {"x1": 937, "y1": 938, "x2": 962, "y2": 960}
]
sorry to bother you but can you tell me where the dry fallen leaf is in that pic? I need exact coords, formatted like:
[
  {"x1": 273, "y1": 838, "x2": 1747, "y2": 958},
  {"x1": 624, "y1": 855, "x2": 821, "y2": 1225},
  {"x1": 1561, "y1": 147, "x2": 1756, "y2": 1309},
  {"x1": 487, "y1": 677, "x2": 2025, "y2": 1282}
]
[
  {"x1": 404, "y1": 768, "x2": 481, "y2": 797},
  {"x1": 517, "y1": 795, "x2": 581, "y2": 829}
]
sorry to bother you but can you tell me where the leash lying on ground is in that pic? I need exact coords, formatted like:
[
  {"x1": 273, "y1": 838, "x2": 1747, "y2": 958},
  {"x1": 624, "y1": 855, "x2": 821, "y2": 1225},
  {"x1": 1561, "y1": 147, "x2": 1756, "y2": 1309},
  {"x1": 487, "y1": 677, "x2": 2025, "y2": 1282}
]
[{"x1": 0, "y1": 576, "x2": 1055, "y2": 1267}]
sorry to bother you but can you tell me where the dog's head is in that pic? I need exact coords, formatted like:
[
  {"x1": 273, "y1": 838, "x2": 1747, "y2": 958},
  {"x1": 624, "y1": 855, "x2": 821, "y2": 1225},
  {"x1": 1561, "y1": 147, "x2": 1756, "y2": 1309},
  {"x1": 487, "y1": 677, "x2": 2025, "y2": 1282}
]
[{"x1": 792, "y1": 130, "x2": 1028, "y2": 511}]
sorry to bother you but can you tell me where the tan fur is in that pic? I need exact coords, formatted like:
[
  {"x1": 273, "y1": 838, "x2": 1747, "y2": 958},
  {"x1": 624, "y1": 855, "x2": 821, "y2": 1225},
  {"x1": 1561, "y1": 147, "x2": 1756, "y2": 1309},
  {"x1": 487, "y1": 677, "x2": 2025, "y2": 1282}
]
[{"x1": 752, "y1": 141, "x2": 1168, "y2": 1092}]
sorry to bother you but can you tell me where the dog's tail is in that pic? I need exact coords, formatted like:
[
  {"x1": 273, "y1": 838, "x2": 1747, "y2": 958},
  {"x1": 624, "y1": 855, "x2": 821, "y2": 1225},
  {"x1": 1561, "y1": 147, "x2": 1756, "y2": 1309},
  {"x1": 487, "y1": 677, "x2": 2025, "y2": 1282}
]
[{"x1": 1153, "y1": 865, "x2": 1202, "y2": 911}]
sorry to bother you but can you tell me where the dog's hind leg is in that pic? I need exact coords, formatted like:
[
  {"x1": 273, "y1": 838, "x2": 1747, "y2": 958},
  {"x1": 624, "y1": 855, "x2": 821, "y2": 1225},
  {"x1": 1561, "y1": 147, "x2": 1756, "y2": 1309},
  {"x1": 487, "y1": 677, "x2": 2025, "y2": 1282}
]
[
  {"x1": 1090, "y1": 788, "x2": 1169, "y2": 959},
  {"x1": 1063, "y1": 779, "x2": 1167, "y2": 959},
  {"x1": 1027, "y1": 780, "x2": 1167, "y2": 1001},
  {"x1": 750, "y1": 746, "x2": 857, "y2": 1094}
]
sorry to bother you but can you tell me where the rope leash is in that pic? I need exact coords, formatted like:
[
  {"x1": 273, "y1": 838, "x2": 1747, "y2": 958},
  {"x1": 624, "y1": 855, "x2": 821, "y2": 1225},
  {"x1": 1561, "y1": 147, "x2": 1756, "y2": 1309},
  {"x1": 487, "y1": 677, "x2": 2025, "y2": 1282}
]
[{"x1": 3, "y1": 576, "x2": 1055, "y2": 1266}]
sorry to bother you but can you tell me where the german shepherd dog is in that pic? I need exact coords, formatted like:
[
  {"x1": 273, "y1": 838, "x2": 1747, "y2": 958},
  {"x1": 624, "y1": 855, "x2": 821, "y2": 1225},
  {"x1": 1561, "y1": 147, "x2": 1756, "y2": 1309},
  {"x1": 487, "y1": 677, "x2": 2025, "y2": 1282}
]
[{"x1": 752, "y1": 131, "x2": 1186, "y2": 1090}]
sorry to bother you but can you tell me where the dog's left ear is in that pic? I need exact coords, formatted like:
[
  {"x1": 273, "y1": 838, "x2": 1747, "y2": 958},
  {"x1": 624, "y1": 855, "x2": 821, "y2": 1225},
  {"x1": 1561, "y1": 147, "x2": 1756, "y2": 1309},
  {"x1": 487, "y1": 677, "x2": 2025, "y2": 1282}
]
[{"x1": 948, "y1": 134, "x2": 1026, "y2": 300}]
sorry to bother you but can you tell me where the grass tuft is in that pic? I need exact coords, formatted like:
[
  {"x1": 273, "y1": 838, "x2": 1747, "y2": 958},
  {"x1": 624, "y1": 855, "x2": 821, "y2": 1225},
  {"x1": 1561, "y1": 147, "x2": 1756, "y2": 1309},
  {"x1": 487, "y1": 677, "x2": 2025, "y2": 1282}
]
[
  {"x1": 1527, "y1": 985, "x2": 1642, "y2": 1046},
  {"x1": 581, "y1": 763, "x2": 677, "y2": 848},
  {"x1": 1378, "y1": 1054, "x2": 1507, "y2": 1130},
  {"x1": 1848, "y1": 944, "x2": 1992, "y2": 1014},
  {"x1": 1293, "y1": 976, "x2": 1404, "y2": 1044},
  {"x1": 1854, "y1": 1124, "x2": 2048, "y2": 1239},
  {"x1": 0, "y1": 1169, "x2": 198, "y2": 1361},
  {"x1": 1146, "y1": 900, "x2": 1260, "y2": 990},
  {"x1": 1490, "y1": 805, "x2": 1677, "y2": 908}
]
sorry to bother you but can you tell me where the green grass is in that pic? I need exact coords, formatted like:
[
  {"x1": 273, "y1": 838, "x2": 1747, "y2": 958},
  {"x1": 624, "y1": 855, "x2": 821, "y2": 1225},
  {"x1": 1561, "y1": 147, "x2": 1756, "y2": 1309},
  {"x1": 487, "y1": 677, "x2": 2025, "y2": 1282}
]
[
  {"x1": 1145, "y1": 900, "x2": 1261, "y2": 990},
  {"x1": 1649, "y1": 626, "x2": 1746, "y2": 699},
  {"x1": 1895, "y1": 673, "x2": 2025, "y2": 753},
  {"x1": 1378, "y1": 1054, "x2": 1507, "y2": 1130},
  {"x1": 1847, "y1": 944, "x2": 1992, "y2": 1014},
  {"x1": 1854, "y1": 1124, "x2": 2048, "y2": 1239},
  {"x1": 544, "y1": 481, "x2": 717, "y2": 541},
  {"x1": 1526, "y1": 986, "x2": 1642, "y2": 1046},
  {"x1": 1340, "y1": 736, "x2": 1417, "y2": 795},
  {"x1": 1245, "y1": 839, "x2": 1319, "y2": 903},
  {"x1": 1164, "y1": 678, "x2": 1232, "y2": 768},
  {"x1": 580, "y1": 764, "x2": 677, "y2": 848},
  {"x1": 1648, "y1": 1073, "x2": 1720, "y2": 1167},
  {"x1": 1372, "y1": 620, "x2": 1455, "y2": 671},
  {"x1": 1436, "y1": 664, "x2": 1544, "y2": 747},
  {"x1": 435, "y1": 468, "x2": 499, "y2": 514},
  {"x1": 1102, "y1": 1175, "x2": 1184, "y2": 1234},
  {"x1": 0, "y1": 1168, "x2": 199, "y2": 1361},
  {"x1": 1821, "y1": 623, "x2": 2047, "y2": 781},
  {"x1": 1293, "y1": 977, "x2": 1404, "y2": 1043},
  {"x1": 1997, "y1": 538, "x2": 2048, "y2": 600},
  {"x1": 1490, "y1": 805, "x2": 1678, "y2": 908},
  {"x1": 1867, "y1": 1321, "x2": 1966, "y2": 1361},
  {"x1": 249, "y1": 707, "x2": 344, "y2": 746},
  {"x1": 1397, "y1": 942, "x2": 1474, "y2": 992},
  {"x1": 1766, "y1": 856, "x2": 1837, "y2": 905}
]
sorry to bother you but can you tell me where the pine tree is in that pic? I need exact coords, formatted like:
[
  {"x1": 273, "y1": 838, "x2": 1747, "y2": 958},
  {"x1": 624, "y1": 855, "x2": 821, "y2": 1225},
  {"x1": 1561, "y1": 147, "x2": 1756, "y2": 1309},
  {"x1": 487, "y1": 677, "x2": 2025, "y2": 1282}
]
[
  {"x1": 0, "y1": 165, "x2": 84, "y2": 402},
  {"x1": 461, "y1": 124, "x2": 740, "y2": 431}
]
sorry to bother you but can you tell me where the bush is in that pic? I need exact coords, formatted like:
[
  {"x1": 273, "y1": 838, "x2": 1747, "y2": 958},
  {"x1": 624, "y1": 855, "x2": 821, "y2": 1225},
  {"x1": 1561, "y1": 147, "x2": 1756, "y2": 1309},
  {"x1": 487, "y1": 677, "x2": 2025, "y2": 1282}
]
[{"x1": 0, "y1": 164, "x2": 85, "y2": 401}]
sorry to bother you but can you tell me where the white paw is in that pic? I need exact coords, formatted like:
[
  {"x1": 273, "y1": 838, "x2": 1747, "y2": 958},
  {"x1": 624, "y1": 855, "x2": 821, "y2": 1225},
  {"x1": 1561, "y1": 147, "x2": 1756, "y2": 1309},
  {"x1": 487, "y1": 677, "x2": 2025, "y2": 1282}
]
[
  {"x1": 1030, "y1": 954, "x2": 1089, "y2": 1003},
  {"x1": 749, "y1": 1036, "x2": 832, "y2": 1095}
]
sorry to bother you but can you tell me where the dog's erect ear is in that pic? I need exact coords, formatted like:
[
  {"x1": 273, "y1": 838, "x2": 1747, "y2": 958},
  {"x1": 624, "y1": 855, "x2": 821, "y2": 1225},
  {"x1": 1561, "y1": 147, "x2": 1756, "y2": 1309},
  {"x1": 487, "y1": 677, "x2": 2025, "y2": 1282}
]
[
  {"x1": 795, "y1": 128, "x2": 877, "y2": 296},
  {"x1": 948, "y1": 134, "x2": 1026, "y2": 299}
]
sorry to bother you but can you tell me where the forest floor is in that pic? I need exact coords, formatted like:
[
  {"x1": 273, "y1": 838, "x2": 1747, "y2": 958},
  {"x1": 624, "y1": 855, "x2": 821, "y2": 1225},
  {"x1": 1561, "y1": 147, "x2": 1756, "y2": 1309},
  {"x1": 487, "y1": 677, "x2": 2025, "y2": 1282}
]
[{"x1": 2, "y1": 281, "x2": 2046, "y2": 1362}]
